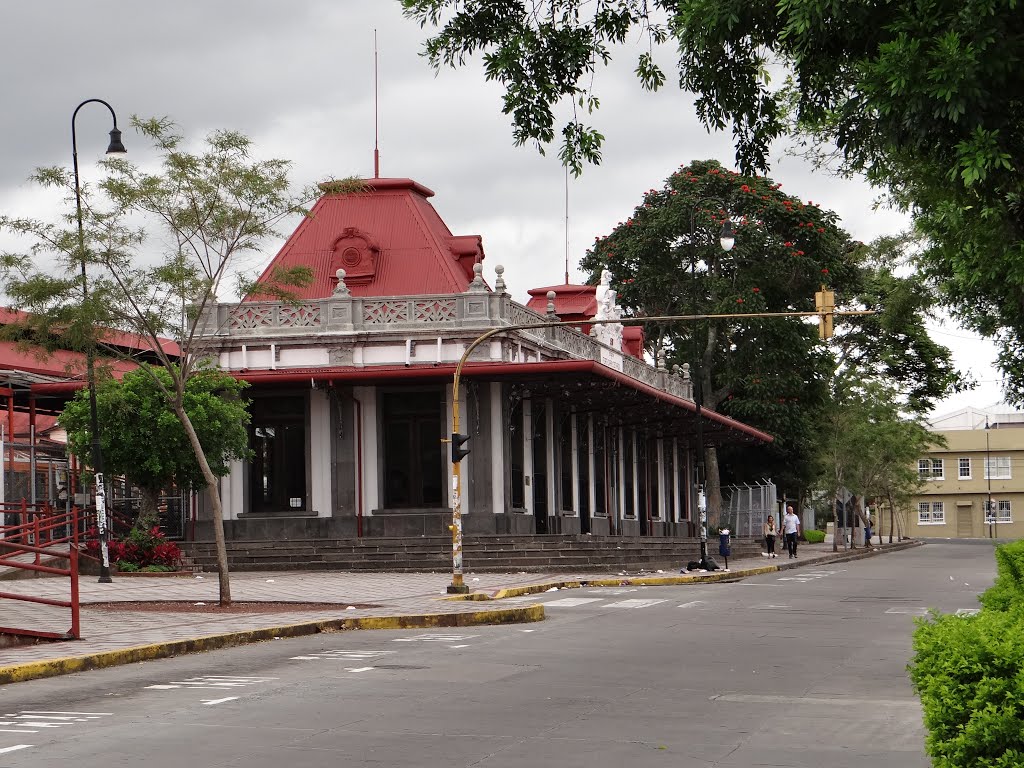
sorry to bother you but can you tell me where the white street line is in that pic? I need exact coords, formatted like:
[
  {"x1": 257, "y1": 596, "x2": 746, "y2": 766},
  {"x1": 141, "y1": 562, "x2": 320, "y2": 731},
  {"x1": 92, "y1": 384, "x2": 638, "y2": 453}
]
[
  {"x1": 588, "y1": 588, "x2": 637, "y2": 595},
  {"x1": 0, "y1": 729, "x2": 38, "y2": 734},
  {"x1": 752, "y1": 604, "x2": 790, "y2": 610},
  {"x1": 18, "y1": 711, "x2": 111, "y2": 716},
  {"x1": 885, "y1": 607, "x2": 931, "y2": 616},
  {"x1": 677, "y1": 600, "x2": 705, "y2": 609},
  {"x1": 448, "y1": 644, "x2": 469, "y2": 648},
  {"x1": 345, "y1": 667, "x2": 374, "y2": 673},
  {"x1": 201, "y1": 697, "x2": 239, "y2": 706},
  {"x1": 290, "y1": 656, "x2": 321, "y2": 660},
  {"x1": 5, "y1": 715, "x2": 79, "y2": 721},
  {"x1": 391, "y1": 634, "x2": 478, "y2": 643},
  {"x1": 956, "y1": 608, "x2": 980, "y2": 616},
  {"x1": 0, "y1": 745, "x2": 33, "y2": 754},
  {"x1": 543, "y1": 597, "x2": 603, "y2": 608},
  {"x1": 605, "y1": 599, "x2": 667, "y2": 609},
  {"x1": 520, "y1": 629, "x2": 535, "y2": 632},
  {"x1": 145, "y1": 685, "x2": 180, "y2": 690}
]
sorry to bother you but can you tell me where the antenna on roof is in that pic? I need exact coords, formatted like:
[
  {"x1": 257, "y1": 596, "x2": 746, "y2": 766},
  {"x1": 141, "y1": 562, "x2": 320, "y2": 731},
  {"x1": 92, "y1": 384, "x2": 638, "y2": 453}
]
[
  {"x1": 564, "y1": 163, "x2": 570, "y2": 284},
  {"x1": 374, "y1": 29, "x2": 380, "y2": 179}
]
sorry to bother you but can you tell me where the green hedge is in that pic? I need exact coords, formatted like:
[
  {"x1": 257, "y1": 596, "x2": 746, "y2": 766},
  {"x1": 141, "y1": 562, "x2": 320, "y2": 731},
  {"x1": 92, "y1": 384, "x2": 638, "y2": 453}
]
[
  {"x1": 802, "y1": 529, "x2": 825, "y2": 544},
  {"x1": 908, "y1": 539, "x2": 1024, "y2": 766},
  {"x1": 909, "y1": 607, "x2": 1024, "y2": 767},
  {"x1": 980, "y1": 539, "x2": 1024, "y2": 612}
]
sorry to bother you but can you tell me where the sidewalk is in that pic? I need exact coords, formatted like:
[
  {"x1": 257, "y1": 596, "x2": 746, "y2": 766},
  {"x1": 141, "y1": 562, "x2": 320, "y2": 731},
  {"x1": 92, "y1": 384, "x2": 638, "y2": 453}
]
[{"x1": 0, "y1": 539, "x2": 918, "y2": 684}]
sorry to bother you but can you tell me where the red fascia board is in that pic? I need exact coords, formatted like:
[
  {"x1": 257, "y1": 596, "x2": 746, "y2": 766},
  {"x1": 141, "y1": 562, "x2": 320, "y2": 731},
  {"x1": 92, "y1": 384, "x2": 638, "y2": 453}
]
[{"x1": 225, "y1": 359, "x2": 773, "y2": 443}]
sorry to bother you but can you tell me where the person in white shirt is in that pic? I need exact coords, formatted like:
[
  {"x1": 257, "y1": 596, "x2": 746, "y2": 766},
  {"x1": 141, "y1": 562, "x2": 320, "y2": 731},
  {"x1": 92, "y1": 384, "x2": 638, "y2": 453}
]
[{"x1": 783, "y1": 505, "x2": 801, "y2": 558}]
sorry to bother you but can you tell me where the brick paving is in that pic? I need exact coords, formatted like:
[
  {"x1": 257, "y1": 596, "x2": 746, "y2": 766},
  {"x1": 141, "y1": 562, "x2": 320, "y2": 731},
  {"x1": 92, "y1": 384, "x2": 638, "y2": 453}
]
[{"x1": 0, "y1": 541, "x2": 882, "y2": 670}]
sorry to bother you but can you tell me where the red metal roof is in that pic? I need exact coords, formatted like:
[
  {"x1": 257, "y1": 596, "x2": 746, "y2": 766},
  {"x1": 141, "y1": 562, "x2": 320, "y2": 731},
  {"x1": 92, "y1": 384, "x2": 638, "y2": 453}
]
[
  {"x1": 251, "y1": 178, "x2": 486, "y2": 299},
  {"x1": 525, "y1": 284, "x2": 598, "y2": 318},
  {"x1": 0, "y1": 308, "x2": 180, "y2": 358},
  {"x1": 0, "y1": 341, "x2": 136, "y2": 380}
]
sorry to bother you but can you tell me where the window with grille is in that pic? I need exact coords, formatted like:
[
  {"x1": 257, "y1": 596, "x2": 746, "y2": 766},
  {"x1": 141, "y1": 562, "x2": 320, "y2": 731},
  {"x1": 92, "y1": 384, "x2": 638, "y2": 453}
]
[
  {"x1": 998, "y1": 500, "x2": 1012, "y2": 522},
  {"x1": 958, "y1": 457, "x2": 971, "y2": 479},
  {"x1": 918, "y1": 458, "x2": 944, "y2": 480},
  {"x1": 918, "y1": 501, "x2": 944, "y2": 524}
]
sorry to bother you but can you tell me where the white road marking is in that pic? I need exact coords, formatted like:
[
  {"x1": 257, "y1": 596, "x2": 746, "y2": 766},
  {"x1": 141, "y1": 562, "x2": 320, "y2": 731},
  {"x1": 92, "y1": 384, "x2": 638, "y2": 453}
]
[
  {"x1": 712, "y1": 693, "x2": 918, "y2": 709},
  {"x1": 201, "y1": 697, "x2": 239, "y2": 706},
  {"x1": 777, "y1": 569, "x2": 843, "y2": 584},
  {"x1": 147, "y1": 675, "x2": 277, "y2": 691},
  {"x1": 17, "y1": 711, "x2": 111, "y2": 716},
  {"x1": 392, "y1": 634, "x2": 479, "y2": 643},
  {"x1": 587, "y1": 588, "x2": 637, "y2": 595},
  {"x1": 677, "y1": 600, "x2": 705, "y2": 609},
  {"x1": 606, "y1": 599, "x2": 668, "y2": 609},
  {"x1": 955, "y1": 608, "x2": 980, "y2": 616},
  {"x1": 345, "y1": 667, "x2": 374, "y2": 673},
  {"x1": 448, "y1": 644, "x2": 469, "y2": 648},
  {"x1": 0, "y1": 729, "x2": 38, "y2": 734},
  {"x1": 544, "y1": 597, "x2": 604, "y2": 608},
  {"x1": 290, "y1": 649, "x2": 395, "y2": 661},
  {"x1": 520, "y1": 629, "x2": 535, "y2": 632},
  {"x1": 0, "y1": 745, "x2": 33, "y2": 754},
  {"x1": 885, "y1": 607, "x2": 931, "y2": 616},
  {"x1": 752, "y1": 604, "x2": 791, "y2": 610}
]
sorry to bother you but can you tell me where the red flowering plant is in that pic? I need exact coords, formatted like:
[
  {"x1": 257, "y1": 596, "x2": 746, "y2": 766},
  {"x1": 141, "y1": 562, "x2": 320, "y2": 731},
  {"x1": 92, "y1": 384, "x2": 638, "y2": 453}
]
[{"x1": 85, "y1": 524, "x2": 182, "y2": 573}]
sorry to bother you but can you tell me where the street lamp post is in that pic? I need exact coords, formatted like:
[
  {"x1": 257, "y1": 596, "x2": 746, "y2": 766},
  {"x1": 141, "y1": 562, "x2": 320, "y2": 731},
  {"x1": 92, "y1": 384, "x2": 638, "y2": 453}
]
[
  {"x1": 689, "y1": 200, "x2": 735, "y2": 569},
  {"x1": 72, "y1": 99, "x2": 126, "y2": 584},
  {"x1": 985, "y1": 417, "x2": 994, "y2": 539}
]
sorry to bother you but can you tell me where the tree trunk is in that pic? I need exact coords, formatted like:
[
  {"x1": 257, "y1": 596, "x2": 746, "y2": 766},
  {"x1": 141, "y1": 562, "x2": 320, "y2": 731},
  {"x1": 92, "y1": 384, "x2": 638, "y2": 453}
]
[
  {"x1": 705, "y1": 445, "x2": 723, "y2": 529},
  {"x1": 135, "y1": 486, "x2": 161, "y2": 531},
  {"x1": 172, "y1": 401, "x2": 231, "y2": 606}
]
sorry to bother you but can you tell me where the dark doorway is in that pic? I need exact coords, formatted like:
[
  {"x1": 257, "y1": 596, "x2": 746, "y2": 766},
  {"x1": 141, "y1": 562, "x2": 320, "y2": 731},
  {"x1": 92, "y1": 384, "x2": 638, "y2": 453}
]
[
  {"x1": 532, "y1": 400, "x2": 548, "y2": 533},
  {"x1": 249, "y1": 395, "x2": 307, "y2": 514},
  {"x1": 577, "y1": 414, "x2": 591, "y2": 534},
  {"x1": 382, "y1": 390, "x2": 444, "y2": 508}
]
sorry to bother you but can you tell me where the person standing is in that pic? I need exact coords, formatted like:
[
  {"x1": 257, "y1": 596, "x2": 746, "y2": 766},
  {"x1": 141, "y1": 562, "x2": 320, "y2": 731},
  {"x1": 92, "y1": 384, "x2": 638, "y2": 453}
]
[
  {"x1": 763, "y1": 515, "x2": 778, "y2": 558},
  {"x1": 783, "y1": 505, "x2": 801, "y2": 558}
]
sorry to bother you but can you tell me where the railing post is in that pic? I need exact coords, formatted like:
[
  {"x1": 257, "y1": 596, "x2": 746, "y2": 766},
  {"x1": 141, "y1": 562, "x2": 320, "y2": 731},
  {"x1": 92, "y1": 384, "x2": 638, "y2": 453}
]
[{"x1": 69, "y1": 543, "x2": 80, "y2": 640}]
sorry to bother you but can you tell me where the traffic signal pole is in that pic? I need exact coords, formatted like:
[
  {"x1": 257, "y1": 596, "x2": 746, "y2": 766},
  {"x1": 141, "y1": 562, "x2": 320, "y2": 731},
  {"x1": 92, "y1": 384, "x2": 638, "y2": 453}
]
[{"x1": 445, "y1": 305, "x2": 873, "y2": 594}]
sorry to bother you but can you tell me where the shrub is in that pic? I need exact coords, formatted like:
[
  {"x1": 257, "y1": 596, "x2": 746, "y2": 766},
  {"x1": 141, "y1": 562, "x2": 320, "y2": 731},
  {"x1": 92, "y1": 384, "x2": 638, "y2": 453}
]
[
  {"x1": 909, "y1": 607, "x2": 1024, "y2": 767},
  {"x1": 85, "y1": 525, "x2": 182, "y2": 570},
  {"x1": 802, "y1": 529, "x2": 825, "y2": 544},
  {"x1": 980, "y1": 540, "x2": 1024, "y2": 612}
]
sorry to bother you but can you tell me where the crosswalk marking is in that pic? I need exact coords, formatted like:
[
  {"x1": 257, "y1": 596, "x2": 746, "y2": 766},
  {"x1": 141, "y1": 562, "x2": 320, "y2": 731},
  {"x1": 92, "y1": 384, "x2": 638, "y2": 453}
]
[
  {"x1": 678, "y1": 600, "x2": 705, "y2": 609},
  {"x1": 201, "y1": 697, "x2": 239, "y2": 706},
  {"x1": 146, "y1": 675, "x2": 276, "y2": 691},
  {"x1": 0, "y1": 711, "x2": 110, "y2": 735},
  {"x1": 290, "y1": 649, "x2": 395, "y2": 661},
  {"x1": 885, "y1": 607, "x2": 930, "y2": 616},
  {"x1": 392, "y1": 634, "x2": 479, "y2": 643},
  {"x1": 0, "y1": 745, "x2": 33, "y2": 754},
  {"x1": 587, "y1": 588, "x2": 638, "y2": 595},
  {"x1": 543, "y1": 597, "x2": 604, "y2": 608},
  {"x1": 606, "y1": 599, "x2": 667, "y2": 609}
]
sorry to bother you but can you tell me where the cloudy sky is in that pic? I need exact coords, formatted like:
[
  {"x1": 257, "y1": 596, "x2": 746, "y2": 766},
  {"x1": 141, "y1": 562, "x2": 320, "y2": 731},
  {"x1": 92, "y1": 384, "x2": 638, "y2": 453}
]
[{"x1": 0, "y1": 1, "x2": 1003, "y2": 415}]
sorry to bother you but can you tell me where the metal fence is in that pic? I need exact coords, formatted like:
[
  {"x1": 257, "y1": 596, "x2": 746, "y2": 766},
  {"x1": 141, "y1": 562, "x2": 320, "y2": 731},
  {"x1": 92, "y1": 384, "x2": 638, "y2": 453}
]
[{"x1": 720, "y1": 480, "x2": 777, "y2": 538}]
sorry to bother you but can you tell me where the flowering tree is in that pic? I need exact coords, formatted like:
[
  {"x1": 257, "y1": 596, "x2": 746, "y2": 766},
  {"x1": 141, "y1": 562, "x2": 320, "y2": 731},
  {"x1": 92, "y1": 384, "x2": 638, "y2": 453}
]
[{"x1": 580, "y1": 159, "x2": 958, "y2": 519}]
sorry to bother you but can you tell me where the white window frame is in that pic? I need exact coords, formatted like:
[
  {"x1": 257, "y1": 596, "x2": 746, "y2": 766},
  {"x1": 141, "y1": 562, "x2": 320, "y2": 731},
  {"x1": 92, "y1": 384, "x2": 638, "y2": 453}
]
[
  {"x1": 984, "y1": 456, "x2": 1012, "y2": 480},
  {"x1": 958, "y1": 457, "x2": 971, "y2": 480},
  {"x1": 997, "y1": 500, "x2": 1012, "y2": 523},
  {"x1": 918, "y1": 500, "x2": 945, "y2": 525},
  {"x1": 918, "y1": 458, "x2": 944, "y2": 480}
]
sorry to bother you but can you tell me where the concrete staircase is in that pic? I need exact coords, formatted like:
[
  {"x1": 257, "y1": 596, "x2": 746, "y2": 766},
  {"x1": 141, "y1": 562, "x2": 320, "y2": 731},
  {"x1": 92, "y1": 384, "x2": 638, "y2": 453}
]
[{"x1": 184, "y1": 535, "x2": 765, "y2": 573}]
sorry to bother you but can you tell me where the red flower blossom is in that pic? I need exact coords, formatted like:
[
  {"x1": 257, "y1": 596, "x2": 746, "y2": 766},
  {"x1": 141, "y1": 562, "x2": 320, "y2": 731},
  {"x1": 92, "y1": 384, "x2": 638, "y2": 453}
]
[
  {"x1": 821, "y1": 268, "x2": 829, "y2": 274},
  {"x1": 796, "y1": 250, "x2": 805, "y2": 256},
  {"x1": 740, "y1": 184, "x2": 751, "y2": 192},
  {"x1": 752, "y1": 287, "x2": 760, "y2": 293},
  {"x1": 784, "y1": 242, "x2": 793, "y2": 247},
  {"x1": 736, "y1": 298, "x2": 744, "y2": 304}
]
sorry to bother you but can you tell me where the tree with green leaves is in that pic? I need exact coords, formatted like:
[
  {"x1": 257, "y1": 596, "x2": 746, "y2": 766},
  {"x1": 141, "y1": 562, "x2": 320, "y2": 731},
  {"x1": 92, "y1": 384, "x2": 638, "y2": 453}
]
[
  {"x1": 814, "y1": 377, "x2": 940, "y2": 552},
  {"x1": 60, "y1": 365, "x2": 251, "y2": 532},
  {"x1": 0, "y1": 118, "x2": 313, "y2": 605},
  {"x1": 579, "y1": 159, "x2": 960, "y2": 521},
  {"x1": 402, "y1": 0, "x2": 1024, "y2": 398}
]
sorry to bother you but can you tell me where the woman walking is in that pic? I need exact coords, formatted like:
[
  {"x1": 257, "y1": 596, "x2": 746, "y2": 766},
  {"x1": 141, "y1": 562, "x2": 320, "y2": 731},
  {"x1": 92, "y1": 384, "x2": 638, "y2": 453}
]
[{"x1": 763, "y1": 515, "x2": 778, "y2": 558}]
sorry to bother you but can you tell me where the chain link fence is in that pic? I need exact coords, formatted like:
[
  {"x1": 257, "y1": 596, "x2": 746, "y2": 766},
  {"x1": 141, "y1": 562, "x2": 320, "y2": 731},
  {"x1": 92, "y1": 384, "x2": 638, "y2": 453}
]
[{"x1": 720, "y1": 480, "x2": 777, "y2": 538}]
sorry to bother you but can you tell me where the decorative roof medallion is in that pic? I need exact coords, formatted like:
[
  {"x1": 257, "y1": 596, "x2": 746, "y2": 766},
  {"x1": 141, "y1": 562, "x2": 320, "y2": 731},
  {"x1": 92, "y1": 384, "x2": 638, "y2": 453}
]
[{"x1": 330, "y1": 227, "x2": 380, "y2": 286}]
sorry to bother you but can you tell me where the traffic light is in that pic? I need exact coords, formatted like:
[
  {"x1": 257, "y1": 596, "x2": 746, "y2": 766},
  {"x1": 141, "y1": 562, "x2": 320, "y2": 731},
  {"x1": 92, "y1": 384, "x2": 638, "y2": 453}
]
[
  {"x1": 451, "y1": 432, "x2": 471, "y2": 463},
  {"x1": 815, "y1": 285, "x2": 835, "y2": 340}
]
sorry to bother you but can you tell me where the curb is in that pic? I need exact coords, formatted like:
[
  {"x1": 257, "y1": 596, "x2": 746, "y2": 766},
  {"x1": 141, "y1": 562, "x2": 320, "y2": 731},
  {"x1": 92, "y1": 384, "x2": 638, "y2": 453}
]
[
  {"x1": 452, "y1": 540, "x2": 923, "y2": 601},
  {"x1": 0, "y1": 604, "x2": 544, "y2": 685}
]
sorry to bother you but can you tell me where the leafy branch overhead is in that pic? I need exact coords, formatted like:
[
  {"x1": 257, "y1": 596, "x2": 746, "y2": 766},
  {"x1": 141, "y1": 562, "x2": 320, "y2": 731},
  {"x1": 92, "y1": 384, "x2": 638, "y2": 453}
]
[{"x1": 402, "y1": 0, "x2": 1024, "y2": 399}]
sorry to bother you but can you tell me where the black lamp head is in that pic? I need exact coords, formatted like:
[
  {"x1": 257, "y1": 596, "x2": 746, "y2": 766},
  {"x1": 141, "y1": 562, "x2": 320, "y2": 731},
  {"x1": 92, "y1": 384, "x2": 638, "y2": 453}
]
[
  {"x1": 719, "y1": 218, "x2": 736, "y2": 252},
  {"x1": 106, "y1": 127, "x2": 127, "y2": 155}
]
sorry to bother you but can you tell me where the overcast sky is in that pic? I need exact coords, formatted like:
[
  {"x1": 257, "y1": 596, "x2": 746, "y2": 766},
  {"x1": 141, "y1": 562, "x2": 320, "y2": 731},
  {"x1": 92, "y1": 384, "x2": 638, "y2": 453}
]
[{"x1": 0, "y1": 1, "x2": 1003, "y2": 415}]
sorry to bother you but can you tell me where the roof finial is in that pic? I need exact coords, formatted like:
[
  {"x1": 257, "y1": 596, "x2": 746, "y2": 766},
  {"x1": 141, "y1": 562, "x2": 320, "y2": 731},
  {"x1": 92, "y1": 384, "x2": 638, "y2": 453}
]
[
  {"x1": 333, "y1": 268, "x2": 351, "y2": 297},
  {"x1": 494, "y1": 264, "x2": 507, "y2": 294},
  {"x1": 546, "y1": 290, "x2": 557, "y2": 317},
  {"x1": 467, "y1": 262, "x2": 487, "y2": 293}
]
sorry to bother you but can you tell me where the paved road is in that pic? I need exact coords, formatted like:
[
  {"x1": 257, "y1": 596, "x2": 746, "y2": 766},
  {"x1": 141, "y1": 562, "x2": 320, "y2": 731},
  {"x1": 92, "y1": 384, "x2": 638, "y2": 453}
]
[{"x1": 0, "y1": 542, "x2": 996, "y2": 767}]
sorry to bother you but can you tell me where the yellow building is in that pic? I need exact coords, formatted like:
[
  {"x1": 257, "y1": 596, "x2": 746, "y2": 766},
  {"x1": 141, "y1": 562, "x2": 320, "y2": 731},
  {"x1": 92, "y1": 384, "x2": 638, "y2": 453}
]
[{"x1": 899, "y1": 406, "x2": 1024, "y2": 540}]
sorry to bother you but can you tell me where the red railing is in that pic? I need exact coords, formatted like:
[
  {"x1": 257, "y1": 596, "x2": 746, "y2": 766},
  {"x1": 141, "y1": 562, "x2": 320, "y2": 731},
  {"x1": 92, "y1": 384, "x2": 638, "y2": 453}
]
[{"x1": 0, "y1": 504, "x2": 81, "y2": 640}]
